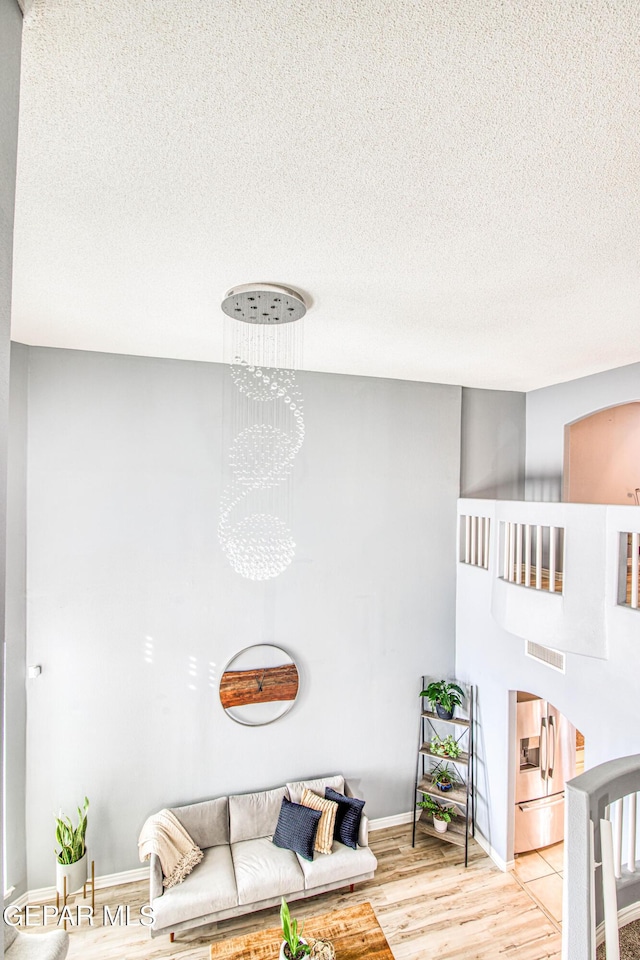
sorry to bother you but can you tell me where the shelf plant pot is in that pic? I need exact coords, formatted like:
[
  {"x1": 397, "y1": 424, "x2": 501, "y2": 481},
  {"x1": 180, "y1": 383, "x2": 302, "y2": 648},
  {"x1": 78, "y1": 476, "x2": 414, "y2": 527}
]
[
  {"x1": 433, "y1": 816, "x2": 448, "y2": 834},
  {"x1": 435, "y1": 703, "x2": 454, "y2": 720},
  {"x1": 280, "y1": 939, "x2": 308, "y2": 960},
  {"x1": 56, "y1": 851, "x2": 87, "y2": 897}
]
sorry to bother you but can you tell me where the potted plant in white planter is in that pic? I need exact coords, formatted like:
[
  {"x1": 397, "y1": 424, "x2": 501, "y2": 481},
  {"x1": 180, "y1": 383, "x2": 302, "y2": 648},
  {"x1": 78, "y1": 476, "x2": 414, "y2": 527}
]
[
  {"x1": 432, "y1": 805, "x2": 457, "y2": 834},
  {"x1": 280, "y1": 897, "x2": 310, "y2": 959},
  {"x1": 55, "y1": 797, "x2": 89, "y2": 897}
]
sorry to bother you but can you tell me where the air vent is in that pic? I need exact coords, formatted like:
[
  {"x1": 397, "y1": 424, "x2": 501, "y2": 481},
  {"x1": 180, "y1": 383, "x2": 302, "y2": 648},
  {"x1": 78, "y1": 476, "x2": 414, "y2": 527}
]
[{"x1": 525, "y1": 640, "x2": 565, "y2": 673}]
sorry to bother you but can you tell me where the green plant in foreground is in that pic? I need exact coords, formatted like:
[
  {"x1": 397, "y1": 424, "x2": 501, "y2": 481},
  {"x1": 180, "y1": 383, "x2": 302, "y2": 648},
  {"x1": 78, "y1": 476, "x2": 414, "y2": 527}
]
[
  {"x1": 55, "y1": 797, "x2": 89, "y2": 865},
  {"x1": 431, "y1": 733, "x2": 461, "y2": 758},
  {"x1": 420, "y1": 680, "x2": 465, "y2": 714},
  {"x1": 281, "y1": 897, "x2": 310, "y2": 958}
]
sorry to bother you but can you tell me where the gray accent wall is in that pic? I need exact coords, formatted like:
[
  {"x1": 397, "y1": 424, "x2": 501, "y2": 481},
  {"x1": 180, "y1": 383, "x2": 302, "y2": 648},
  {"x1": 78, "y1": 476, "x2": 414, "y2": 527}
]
[
  {"x1": 2, "y1": 0, "x2": 23, "y2": 907},
  {"x1": 526, "y1": 360, "x2": 640, "y2": 501},
  {"x1": 21, "y1": 346, "x2": 462, "y2": 887},
  {"x1": 460, "y1": 387, "x2": 525, "y2": 500}
]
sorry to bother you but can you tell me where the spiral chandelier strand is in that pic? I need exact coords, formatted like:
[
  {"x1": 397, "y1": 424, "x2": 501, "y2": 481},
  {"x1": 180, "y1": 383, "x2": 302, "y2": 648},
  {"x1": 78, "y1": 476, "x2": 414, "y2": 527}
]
[{"x1": 218, "y1": 284, "x2": 307, "y2": 581}]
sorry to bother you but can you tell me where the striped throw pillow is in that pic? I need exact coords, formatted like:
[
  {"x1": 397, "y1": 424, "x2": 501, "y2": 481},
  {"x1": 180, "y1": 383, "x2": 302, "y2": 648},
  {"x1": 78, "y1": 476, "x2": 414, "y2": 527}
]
[{"x1": 300, "y1": 788, "x2": 338, "y2": 855}]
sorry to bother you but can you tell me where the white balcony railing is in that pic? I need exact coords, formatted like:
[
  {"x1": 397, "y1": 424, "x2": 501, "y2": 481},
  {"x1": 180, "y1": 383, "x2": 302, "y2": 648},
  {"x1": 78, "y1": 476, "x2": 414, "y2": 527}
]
[
  {"x1": 457, "y1": 500, "x2": 640, "y2": 661},
  {"x1": 500, "y1": 520, "x2": 564, "y2": 593},
  {"x1": 459, "y1": 514, "x2": 490, "y2": 569},
  {"x1": 619, "y1": 532, "x2": 640, "y2": 610}
]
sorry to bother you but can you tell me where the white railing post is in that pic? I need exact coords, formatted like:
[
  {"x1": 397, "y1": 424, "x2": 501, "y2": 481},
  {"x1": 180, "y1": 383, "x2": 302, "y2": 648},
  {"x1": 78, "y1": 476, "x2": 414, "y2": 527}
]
[
  {"x1": 613, "y1": 798, "x2": 623, "y2": 879},
  {"x1": 465, "y1": 515, "x2": 471, "y2": 564},
  {"x1": 508, "y1": 522, "x2": 515, "y2": 582},
  {"x1": 549, "y1": 526, "x2": 557, "y2": 593},
  {"x1": 516, "y1": 523, "x2": 522, "y2": 584},
  {"x1": 524, "y1": 523, "x2": 531, "y2": 587},
  {"x1": 536, "y1": 524, "x2": 542, "y2": 590},
  {"x1": 632, "y1": 531, "x2": 639, "y2": 610},
  {"x1": 628, "y1": 793, "x2": 637, "y2": 874},
  {"x1": 484, "y1": 518, "x2": 490, "y2": 569},
  {"x1": 470, "y1": 515, "x2": 477, "y2": 567},
  {"x1": 601, "y1": 818, "x2": 621, "y2": 960}
]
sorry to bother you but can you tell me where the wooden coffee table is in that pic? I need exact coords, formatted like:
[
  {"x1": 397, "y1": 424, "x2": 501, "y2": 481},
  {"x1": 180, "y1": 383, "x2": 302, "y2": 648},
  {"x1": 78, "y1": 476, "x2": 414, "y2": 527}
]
[{"x1": 209, "y1": 902, "x2": 394, "y2": 959}]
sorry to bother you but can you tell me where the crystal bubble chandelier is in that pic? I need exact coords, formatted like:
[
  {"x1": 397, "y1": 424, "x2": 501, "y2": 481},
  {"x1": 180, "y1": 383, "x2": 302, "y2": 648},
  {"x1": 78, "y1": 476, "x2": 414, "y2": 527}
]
[{"x1": 219, "y1": 283, "x2": 307, "y2": 581}]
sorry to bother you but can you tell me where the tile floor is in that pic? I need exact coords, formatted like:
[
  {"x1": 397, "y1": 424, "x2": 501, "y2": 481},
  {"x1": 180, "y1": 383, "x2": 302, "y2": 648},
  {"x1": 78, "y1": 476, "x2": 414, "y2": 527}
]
[
  {"x1": 512, "y1": 739, "x2": 584, "y2": 930},
  {"x1": 513, "y1": 841, "x2": 564, "y2": 928}
]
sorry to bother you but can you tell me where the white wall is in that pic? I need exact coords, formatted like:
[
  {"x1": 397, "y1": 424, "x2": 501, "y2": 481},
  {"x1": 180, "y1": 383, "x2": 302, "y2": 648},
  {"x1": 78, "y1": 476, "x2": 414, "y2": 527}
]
[
  {"x1": 5, "y1": 343, "x2": 27, "y2": 898},
  {"x1": 456, "y1": 498, "x2": 640, "y2": 866},
  {"x1": 1, "y1": 0, "x2": 23, "y2": 903},
  {"x1": 22, "y1": 346, "x2": 462, "y2": 888},
  {"x1": 526, "y1": 361, "x2": 640, "y2": 502},
  {"x1": 460, "y1": 388, "x2": 525, "y2": 500}
]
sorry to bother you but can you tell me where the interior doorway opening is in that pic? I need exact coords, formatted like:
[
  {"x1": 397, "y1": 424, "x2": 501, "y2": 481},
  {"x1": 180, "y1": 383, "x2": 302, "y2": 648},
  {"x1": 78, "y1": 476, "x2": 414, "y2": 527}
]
[
  {"x1": 511, "y1": 690, "x2": 584, "y2": 926},
  {"x1": 563, "y1": 401, "x2": 640, "y2": 504}
]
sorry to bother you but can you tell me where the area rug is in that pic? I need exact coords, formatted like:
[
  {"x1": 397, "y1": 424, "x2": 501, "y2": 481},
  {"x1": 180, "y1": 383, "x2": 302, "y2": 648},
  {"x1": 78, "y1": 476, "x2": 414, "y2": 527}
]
[{"x1": 596, "y1": 919, "x2": 640, "y2": 960}]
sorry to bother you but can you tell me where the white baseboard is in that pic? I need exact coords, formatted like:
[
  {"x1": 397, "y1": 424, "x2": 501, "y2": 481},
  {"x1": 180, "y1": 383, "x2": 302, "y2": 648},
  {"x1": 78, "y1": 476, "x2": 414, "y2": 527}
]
[
  {"x1": 474, "y1": 829, "x2": 514, "y2": 873},
  {"x1": 595, "y1": 901, "x2": 640, "y2": 947},
  {"x1": 10, "y1": 866, "x2": 150, "y2": 907},
  {"x1": 369, "y1": 811, "x2": 415, "y2": 831}
]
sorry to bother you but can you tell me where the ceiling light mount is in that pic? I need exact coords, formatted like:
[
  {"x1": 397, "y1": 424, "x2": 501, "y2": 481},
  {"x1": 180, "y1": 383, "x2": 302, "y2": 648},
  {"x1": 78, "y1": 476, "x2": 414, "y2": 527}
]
[{"x1": 221, "y1": 282, "x2": 307, "y2": 325}]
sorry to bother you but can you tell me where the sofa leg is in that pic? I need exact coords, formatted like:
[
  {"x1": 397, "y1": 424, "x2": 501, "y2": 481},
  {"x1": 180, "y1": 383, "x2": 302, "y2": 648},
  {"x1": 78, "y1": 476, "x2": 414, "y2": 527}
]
[
  {"x1": 349, "y1": 883, "x2": 354, "y2": 893},
  {"x1": 170, "y1": 932, "x2": 175, "y2": 943}
]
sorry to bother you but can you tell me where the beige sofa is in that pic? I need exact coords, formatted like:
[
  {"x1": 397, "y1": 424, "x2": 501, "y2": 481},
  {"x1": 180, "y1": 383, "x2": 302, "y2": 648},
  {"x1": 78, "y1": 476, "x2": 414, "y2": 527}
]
[{"x1": 149, "y1": 774, "x2": 377, "y2": 938}]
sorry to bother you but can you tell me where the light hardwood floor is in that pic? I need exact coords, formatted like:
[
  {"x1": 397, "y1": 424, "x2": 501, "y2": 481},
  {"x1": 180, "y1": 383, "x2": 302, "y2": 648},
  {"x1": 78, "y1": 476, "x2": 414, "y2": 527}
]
[{"x1": 24, "y1": 826, "x2": 562, "y2": 960}]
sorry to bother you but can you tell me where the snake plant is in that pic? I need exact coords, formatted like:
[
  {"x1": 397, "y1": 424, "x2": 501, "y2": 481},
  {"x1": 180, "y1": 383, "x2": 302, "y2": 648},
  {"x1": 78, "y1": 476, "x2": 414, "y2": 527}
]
[{"x1": 55, "y1": 797, "x2": 89, "y2": 865}]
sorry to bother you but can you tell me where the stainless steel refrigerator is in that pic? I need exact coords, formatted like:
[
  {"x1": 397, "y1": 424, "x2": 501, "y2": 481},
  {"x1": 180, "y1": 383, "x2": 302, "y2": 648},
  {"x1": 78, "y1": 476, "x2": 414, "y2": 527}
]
[{"x1": 514, "y1": 692, "x2": 576, "y2": 854}]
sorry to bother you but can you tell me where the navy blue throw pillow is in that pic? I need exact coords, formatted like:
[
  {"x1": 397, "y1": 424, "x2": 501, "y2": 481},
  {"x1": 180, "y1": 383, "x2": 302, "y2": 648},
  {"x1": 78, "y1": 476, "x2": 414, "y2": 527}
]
[
  {"x1": 273, "y1": 797, "x2": 322, "y2": 862},
  {"x1": 325, "y1": 787, "x2": 365, "y2": 850}
]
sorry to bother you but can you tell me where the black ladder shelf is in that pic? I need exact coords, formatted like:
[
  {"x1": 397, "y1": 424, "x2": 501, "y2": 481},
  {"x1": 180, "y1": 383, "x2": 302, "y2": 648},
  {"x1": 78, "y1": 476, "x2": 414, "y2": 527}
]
[{"x1": 411, "y1": 677, "x2": 475, "y2": 866}]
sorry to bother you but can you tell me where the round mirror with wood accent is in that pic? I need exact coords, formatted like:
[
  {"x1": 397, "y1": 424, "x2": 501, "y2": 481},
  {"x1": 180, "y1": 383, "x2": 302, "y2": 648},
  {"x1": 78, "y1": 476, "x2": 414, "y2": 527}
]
[{"x1": 219, "y1": 644, "x2": 299, "y2": 726}]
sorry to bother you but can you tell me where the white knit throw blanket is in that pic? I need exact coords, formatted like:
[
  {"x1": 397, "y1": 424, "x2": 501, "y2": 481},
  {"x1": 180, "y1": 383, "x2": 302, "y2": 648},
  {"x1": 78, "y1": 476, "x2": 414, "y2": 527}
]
[{"x1": 138, "y1": 808, "x2": 203, "y2": 888}]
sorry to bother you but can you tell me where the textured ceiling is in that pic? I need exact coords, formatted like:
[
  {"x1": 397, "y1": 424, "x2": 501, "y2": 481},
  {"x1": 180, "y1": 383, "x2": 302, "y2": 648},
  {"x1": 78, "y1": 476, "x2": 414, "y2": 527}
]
[{"x1": 12, "y1": 0, "x2": 640, "y2": 390}]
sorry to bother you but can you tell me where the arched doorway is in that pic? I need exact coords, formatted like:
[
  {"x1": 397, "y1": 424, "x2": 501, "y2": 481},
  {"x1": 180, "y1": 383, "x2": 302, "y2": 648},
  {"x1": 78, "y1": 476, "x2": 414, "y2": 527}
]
[
  {"x1": 512, "y1": 691, "x2": 585, "y2": 925},
  {"x1": 563, "y1": 401, "x2": 640, "y2": 504}
]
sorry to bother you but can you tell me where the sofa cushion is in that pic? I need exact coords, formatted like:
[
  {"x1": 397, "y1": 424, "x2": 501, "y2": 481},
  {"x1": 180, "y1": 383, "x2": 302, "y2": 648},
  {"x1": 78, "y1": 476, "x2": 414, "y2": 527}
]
[
  {"x1": 273, "y1": 797, "x2": 322, "y2": 862},
  {"x1": 295, "y1": 840, "x2": 377, "y2": 889},
  {"x1": 231, "y1": 836, "x2": 305, "y2": 905},
  {"x1": 229, "y1": 786, "x2": 287, "y2": 843},
  {"x1": 300, "y1": 788, "x2": 338, "y2": 855},
  {"x1": 325, "y1": 788, "x2": 365, "y2": 850},
  {"x1": 286, "y1": 775, "x2": 344, "y2": 805},
  {"x1": 171, "y1": 797, "x2": 229, "y2": 848},
  {"x1": 152, "y1": 845, "x2": 237, "y2": 930}
]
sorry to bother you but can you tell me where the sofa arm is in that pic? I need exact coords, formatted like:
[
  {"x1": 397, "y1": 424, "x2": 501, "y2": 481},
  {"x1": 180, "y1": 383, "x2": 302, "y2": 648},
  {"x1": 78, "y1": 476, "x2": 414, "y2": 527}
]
[
  {"x1": 150, "y1": 853, "x2": 163, "y2": 901},
  {"x1": 343, "y1": 780, "x2": 369, "y2": 847},
  {"x1": 358, "y1": 814, "x2": 369, "y2": 848}
]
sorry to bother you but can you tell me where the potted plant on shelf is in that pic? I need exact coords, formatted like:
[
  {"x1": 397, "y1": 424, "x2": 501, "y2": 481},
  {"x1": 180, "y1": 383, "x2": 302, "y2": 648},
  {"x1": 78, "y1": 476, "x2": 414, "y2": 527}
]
[
  {"x1": 55, "y1": 797, "x2": 89, "y2": 897},
  {"x1": 280, "y1": 897, "x2": 310, "y2": 959},
  {"x1": 432, "y1": 763, "x2": 461, "y2": 793},
  {"x1": 420, "y1": 680, "x2": 465, "y2": 720},
  {"x1": 417, "y1": 796, "x2": 458, "y2": 834},
  {"x1": 432, "y1": 805, "x2": 457, "y2": 834},
  {"x1": 417, "y1": 795, "x2": 441, "y2": 817},
  {"x1": 430, "y1": 733, "x2": 461, "y2": 758}
]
